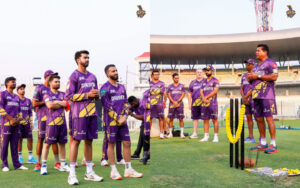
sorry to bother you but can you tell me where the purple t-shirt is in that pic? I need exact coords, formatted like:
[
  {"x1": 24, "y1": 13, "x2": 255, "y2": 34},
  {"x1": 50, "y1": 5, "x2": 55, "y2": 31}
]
[
  {"x1": 130, "y1": 99, "x2": 145, "y2": 116},
  {"x1": 33, "y1": 84, "x2": 50, "y2": 122},
  {"x1": 19, "y1": 97, "x2": 32, "y2": 125},
  {"x1": 167, "y1": 83, "x2": 185, "y2": 107},
  {"x1": 201, "y1": 77, "x2": 219, "y2": 106},
  {"x1": 0, "y1": 90, "x2": 21, "y2": 126},
  {"x1": 44, "y1": 91, "x2": 66, "y2": 126},
  {"x1": 100, "y1": 81, "x2": 129, "y2": 126},
  {"x1": 150, "y1": 80, "x2": 165, "y2": 106},
  {"x1": 241, "y1": 73, "x2": 253, "y2": 96},
  {"x1": 252, "y1": 58, "x2": 278, "y2": 99},
  {"x1": 65, "y1": 70, "x2": 98, "y2": 118},
  {"x1": 188, "y1": 79, "x2": 205, "y2": 106}
]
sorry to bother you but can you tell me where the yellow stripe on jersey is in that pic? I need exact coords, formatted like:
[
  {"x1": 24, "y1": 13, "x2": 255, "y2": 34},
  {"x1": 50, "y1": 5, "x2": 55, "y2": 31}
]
[
  {"x1": 41, "y1": 115, "x2": 47, "y2": 121},
  {"x1": 4, "y1": 121, "x2": 10, "y2": 126},
  {"x1": 150, "y1": 95, "x2": 160, "y2": 105},
  {"x1": 79, "y1": 102, "x2": 96, "y2": 118},
  {"x1": 0, "y1": 108, "x2": 7, "y2": 116},
  {"x1": 146, "y1": 114, "x2": 150, "y2": 122},
  {"x1": 48, "y1": 112, "x2": 65, "y2": 126},
  {"x1": 252, "y1": 82, "x2": 267, "y2": 99},
  {"x1": 109, "y1": 120, "x2": 117, "y2": 126},
  {"x1": 108, "y1": 109, "x2": 118, "y2": 121},
  {"x1": 192, "y1": 98, "x2": 202, "y2": 107},
  {"x1": 72, "y1": 93, "x2": 88, "y2": 102}
]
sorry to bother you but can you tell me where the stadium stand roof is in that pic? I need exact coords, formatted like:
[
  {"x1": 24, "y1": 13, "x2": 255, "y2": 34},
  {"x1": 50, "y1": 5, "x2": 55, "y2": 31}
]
[{"x1": 150, "y1": 28, "x2": 300, "y2": 65}]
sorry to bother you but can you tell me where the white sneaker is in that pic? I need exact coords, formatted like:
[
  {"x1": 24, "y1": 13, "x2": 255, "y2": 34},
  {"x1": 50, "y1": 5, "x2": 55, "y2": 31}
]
[
  {"x1": 84, "y1": 171, "x2": 104, "y2": 182},
  {"x1": 124, "y1": 168, "x2": 143, "y2": 178},
  {"x1": 40, "y1": 166, "x2": 47, "y2": 175},
  {"x1": 59, "y1": 163, "x2": 70, "y2": 172},
  {"x1": 2, "y1": 167, "x2": 9, "y2": 172},
  {"x1": 167, "y1": 133, "x2": 173, "y2": 138},
  {"x1": 180, "y1": 134, "x2": 185, "y2": 139},
  {"x1": 68, "y1": 174, "x2": 79, "y2": 185},
  {"x1": 111, "y1": 169, "x2": 122, "y2": 180},
  {"x1": 117, "y1": 159, "x2": 126, "y2": 165},
  {"x1": 199, "y1": 137, "x2": 209, "y2": 142},
  {"x1": 101, "y1": 160, "x2": 109, "y2": 166},
  {"x1": 159, "y1": 133, "x2": 164, "y2": 139},
  {"x1": 212, "y1": 136, "x2": 219, "y2": 143},
  {"x1": 17, "y1": 165, "x2": 28, "y2": 170},
  {"x1": 190, "y1": 133, "x2": 198, "y2": 139}
]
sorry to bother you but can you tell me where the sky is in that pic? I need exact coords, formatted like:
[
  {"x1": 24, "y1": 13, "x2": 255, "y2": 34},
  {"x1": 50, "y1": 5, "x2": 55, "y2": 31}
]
[{"x1": 0, "y1": 0, "x2": 150, "y2": 90}]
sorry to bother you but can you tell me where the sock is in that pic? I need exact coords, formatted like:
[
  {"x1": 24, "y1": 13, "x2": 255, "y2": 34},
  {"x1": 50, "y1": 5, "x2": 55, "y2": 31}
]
[
  {"x1": 54, "y1": 154, "x2": 59, "y2": 162},
  {"x1": 125, "y1": 162, "x2": 132, "y2": 169},
  {"x1": 110, "y1": 164, "x2": 117, "y2": 171},
  {"x1": 86, "y1": 161, "x2": 93, "y2": 174},
  {"x1": 169, "y1": 128, "x2": 173, "y2": 133},
  {"x1": 28, "y1": 151, "x2": 33, "y2": 159},
  {"x1": 180, "y1": 128, "x2": 184, "y2": 135},
  {"x1": 42, "y1": 160, "x2": 47, "y2": 166},
  {"x1": 193, "y1": 132, "x2": 197, "y2": 135},
  {"x1": 18, "y1": 152, "x2": 22, "y2": 158},
  {"x1": 82, "y1": 157, "x2": 86, "y2": 162},
  {"x1": 214, "y1": 133, "x2": 218, "y2": 137},
  {"x1": 70, "y1": 162, "x2": 76, "y2": 176},
  {"x1": 270, "y1": 139, "x2": 276, "y2": 146},
  {"x1": 60, "y1": 159, "x2": 66, "y2": 167},
  {"x1": 37, "y1": 155, "x2": 41, "y2": 163},
  {"x1": 260, "y1": 137, "x2": 267, "y2": 145},
  {"x1": 204, "y1": 133, "x2": 209, "y2": 138}
]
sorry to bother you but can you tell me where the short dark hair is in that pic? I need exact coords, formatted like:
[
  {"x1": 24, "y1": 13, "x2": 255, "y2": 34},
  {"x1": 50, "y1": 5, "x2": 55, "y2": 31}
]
[
  {"x1": 49, "y1": 74, "x2": 60, "y2": 82},
  {"x1": 5, "y1": 77, "x2": 16, "y2": 88},
  {"x1": 172, "y1": 73, "x2": 179, "y2": 78},
  {"x1": 74, "y1": 50, "x2": 89, "y2": 63},
  {"x1": 257, "y1": 44, "x2": 269, "y2": 55},
  {"x1": 128, "y1": 96, "x2": 138, "y2": 104},
  {"x1": 104, "y1": 64, "x2": 116, "y2": 74},
  {"x1": 151, "y1": 69, "x2": 159, "y2": 75}
]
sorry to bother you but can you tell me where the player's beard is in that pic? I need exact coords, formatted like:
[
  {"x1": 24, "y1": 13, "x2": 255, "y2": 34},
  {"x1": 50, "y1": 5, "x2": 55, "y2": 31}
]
[
  {"x1": 11, "y1": 84, "x2": 16, "y2": 90},
  {"x1": 53, "y1": 85, "x2": 60, "y2": 90},
  {"x1": 80, "y1": 61, "x2": 89, "y2": 68},
  {"x1": 206, "y1": 73, "x2": 212, "y2": 77},
  {"x1": 110, "y1": 74, "x2": 118, "y2": 81}
]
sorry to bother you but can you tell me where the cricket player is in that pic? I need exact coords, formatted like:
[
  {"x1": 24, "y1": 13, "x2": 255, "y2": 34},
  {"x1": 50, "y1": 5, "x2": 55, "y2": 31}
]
[
  {"x1": 167, "y1": 73, "x2": 185, "y2": 138},
  {"x1": 65, "y1": 50, "x2": 103, "y2": 185},
  {"x1": 248, "y1": 44, "x2": 278, "y2": 154},
  {"x1": 199, "y1": 65, "x2": 220, "y2": 142},
  {"x1": 100, "y1": 64, "x2": 143, "y2": 180},
  {"x1": 188, "y1": 69, "x2": 205, "y2": 139},
  {"x1": 17, "y1": 84, "x2": 37, "y2": 164},
  {"x1": 0, "y1": 77, "x2": 28, "y2": 172},
  {"x1": 241, "y1": 59, "x2": 256, "y2": 143},
  {"x1": 32, "y1": 70, "x2": 60, "y2": 171},
  {"x1": 40, "y1": 74, "x2": 70, "y2": 175},
  {"x1": 140, "y1": 89, "x2": 151, "y2": 164}
]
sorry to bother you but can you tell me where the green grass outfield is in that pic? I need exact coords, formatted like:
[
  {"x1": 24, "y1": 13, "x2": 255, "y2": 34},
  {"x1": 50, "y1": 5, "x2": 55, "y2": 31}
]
[
  {"x1": 0, "y1": 131, "x2": 149, "y2": 188},
  {"x1": 151, "y1": 119, "x2": 300, "y2": 188}
]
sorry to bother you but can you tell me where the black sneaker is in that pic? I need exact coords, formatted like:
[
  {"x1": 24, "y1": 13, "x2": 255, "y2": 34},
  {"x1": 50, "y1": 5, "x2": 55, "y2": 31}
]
[
  {"x1": 131, "y1": 154, "x2": 140, "y2": 160},
  {"x1": 142, "y1": 151, "x2": 149, "y2": 165}
]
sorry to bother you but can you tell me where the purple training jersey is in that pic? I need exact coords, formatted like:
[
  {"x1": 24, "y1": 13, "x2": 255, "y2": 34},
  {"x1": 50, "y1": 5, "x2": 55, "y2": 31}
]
[
  {"x1": 201, "y1": 77, "x2": 219, "y2": 106},
  {"x1": 33, "y1": 84, "x2": 50, "y2": 122},
  {"x1": 252, "y1": 58, "x2": 278, "y2": 100},
  {"x1": 65, "y1": 70, "x2": 98, "y2": 118},
  {"x1": 142, "y1": 89, "x2": 151, "y2": 136},
  {"x1": 0, "y1": 91, "x2": 21, "y2": 126},
  {"x1": 188, "y1": 79, "x2": 205, "y2": 107},
  {"x1": 44, "y1": 91, "x2": 66, "y2": 126},
  {"x1": 167, "y1": 83, "x2": 185, "y2": 108},
  {"x1": 19, "y1": 97, "x2": 32, "y2": 126},
  {"x1": 241, "y1": 73, "x2": 253, "y2": 96},
  {"x1": 150, "y1": 80, "x2": 165, "y2": 106}
]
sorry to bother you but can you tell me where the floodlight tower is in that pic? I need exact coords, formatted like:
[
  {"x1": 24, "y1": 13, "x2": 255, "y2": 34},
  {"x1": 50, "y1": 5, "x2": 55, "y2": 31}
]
[{"x1": 254, "y1": 0, "x2": 274, "y2": 32}]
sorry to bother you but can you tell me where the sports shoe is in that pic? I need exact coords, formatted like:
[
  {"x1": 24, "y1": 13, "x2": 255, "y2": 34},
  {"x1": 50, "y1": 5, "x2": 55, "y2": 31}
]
[
  {"x1": 159, "y1": 133, "x2": 164, "y2": 139},
  {"x1": 124, "y1": 168, "x2": 143, "y2": 178},
  {"x1": 180, "y1": 134, "x2": 185, "y2": 139},
  {"x1": 264, "y1": 144, "x2": 278, "y2": 154},
  {"x1": 59, "y1": 163, "x2": 70, "y2": 172},
  {"x1": 82, "y1": 161, "x2": 95, "y2": 167},
  {"x1": 245, "y1": 137, "x2": 255, "y2": 143},
  {"x1": 19, "y1": 156, "x2": 24, "y2": 164},
  {"x1": 75, "y1": 162, "x2": 78, "y2": 168},
  {"x1": 212, "y1": 135, "x2": 219, "y2": 143},
  {"x1": 40, "y1": 165, "x2": 47, "y2": 175},
  {"x1": 199, "y1": 137, "x2": 209, "y2": 142},
  {"x1": 111, "y1": 169, "x2": 122, "y2": 180},
  {"x1": 84, "y1": 171, "x2": 104, "y2": 182},
  {"x1": 68, "y1": 174, "x2": 79, "y2": 185},
  {"x1": 54, "y1": 161, "x2": 61, "y2": 170},
  {"x1": 167, "y1": 133, "x2": 173, "y2": 138},
  {"x1": 101, "y1": 159, "x2": 109, "y2": 166},
  {"x1": 117, "y1": 159, "x2": 126, "y2": 165},
  {"x1": 250, "y1": 143, "x2": 268, "y2": 151},
  {"x1": 2, "y1": 167, "x2": 9, "y2": 172},
  {"x1": 17, "y1": 165, "x2": 28, "y2": 170},
  {"x1": 189, "y1": 133, "x2": 198, "y2": 139},
  {"x1": 131, "y1": 154, "x2": 140, "y2": 160},
  {"x1": 27, "y1": 157, "x2": 37, "y2": 164},
  {"x1": 34, "y1": 162, "x2": 41, "y2": 172},
  {"x1": 142, "y1": 151, "x2": 149, "y2": 165}
]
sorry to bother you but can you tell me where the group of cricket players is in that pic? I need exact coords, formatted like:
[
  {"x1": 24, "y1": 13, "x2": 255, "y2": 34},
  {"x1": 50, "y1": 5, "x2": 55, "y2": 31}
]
[{"x1": 0, "y1": 44, "x2": 279, "y2": 185}]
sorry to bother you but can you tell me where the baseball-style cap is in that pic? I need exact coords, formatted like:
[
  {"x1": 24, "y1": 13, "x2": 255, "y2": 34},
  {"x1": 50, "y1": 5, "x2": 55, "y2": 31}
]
[
  {"x1": 17, "y1": 84, "x2": 26, "y2": 91},
  {"x1": 244, "y1": 59, "x2": 256, "y2": 65},
  {"x1": 44, "y1": 70, "x2": 58, "y2": 79},
  {"x1": 203, "y1": 65, "x2": 215, "y2": 71}
]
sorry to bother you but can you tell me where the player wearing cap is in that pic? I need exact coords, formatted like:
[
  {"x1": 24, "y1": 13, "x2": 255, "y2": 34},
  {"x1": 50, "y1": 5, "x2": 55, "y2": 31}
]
[
  {"x1": 248, "y1": 44, "x2": 278, "y2": 154},
  {"x1": 32, "y1": 70, "x2": 60, "y2": 171},
  {"x1": 167, "y1": 73, "x2": 186, "y2": 138},
  {"x1": 199, "y1": 65, "x2": 220, "y2": 143},
  {"x1": 0, "y1": 77, "x2": 28, "y2": 172},
  {"x1": 241, "y1": 59, "x2": 256, "y2": 143},
  {"x1": 17, "y1": 84, "x2": 37, "y2": 164},
  {"x1": 188, "y1": 69, "x2": 205, "y2": 139}
]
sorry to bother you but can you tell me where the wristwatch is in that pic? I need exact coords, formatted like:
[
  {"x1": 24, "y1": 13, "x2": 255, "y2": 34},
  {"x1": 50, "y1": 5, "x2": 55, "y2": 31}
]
[{"x1": 258, "y1": 74, "x2": 262, "y2": 79}]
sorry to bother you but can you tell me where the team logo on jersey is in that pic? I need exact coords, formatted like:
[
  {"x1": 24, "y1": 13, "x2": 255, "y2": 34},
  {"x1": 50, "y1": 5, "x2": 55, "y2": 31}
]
[{"x1": 100, "y1": 89, "x2": 107, "y2": 96}]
